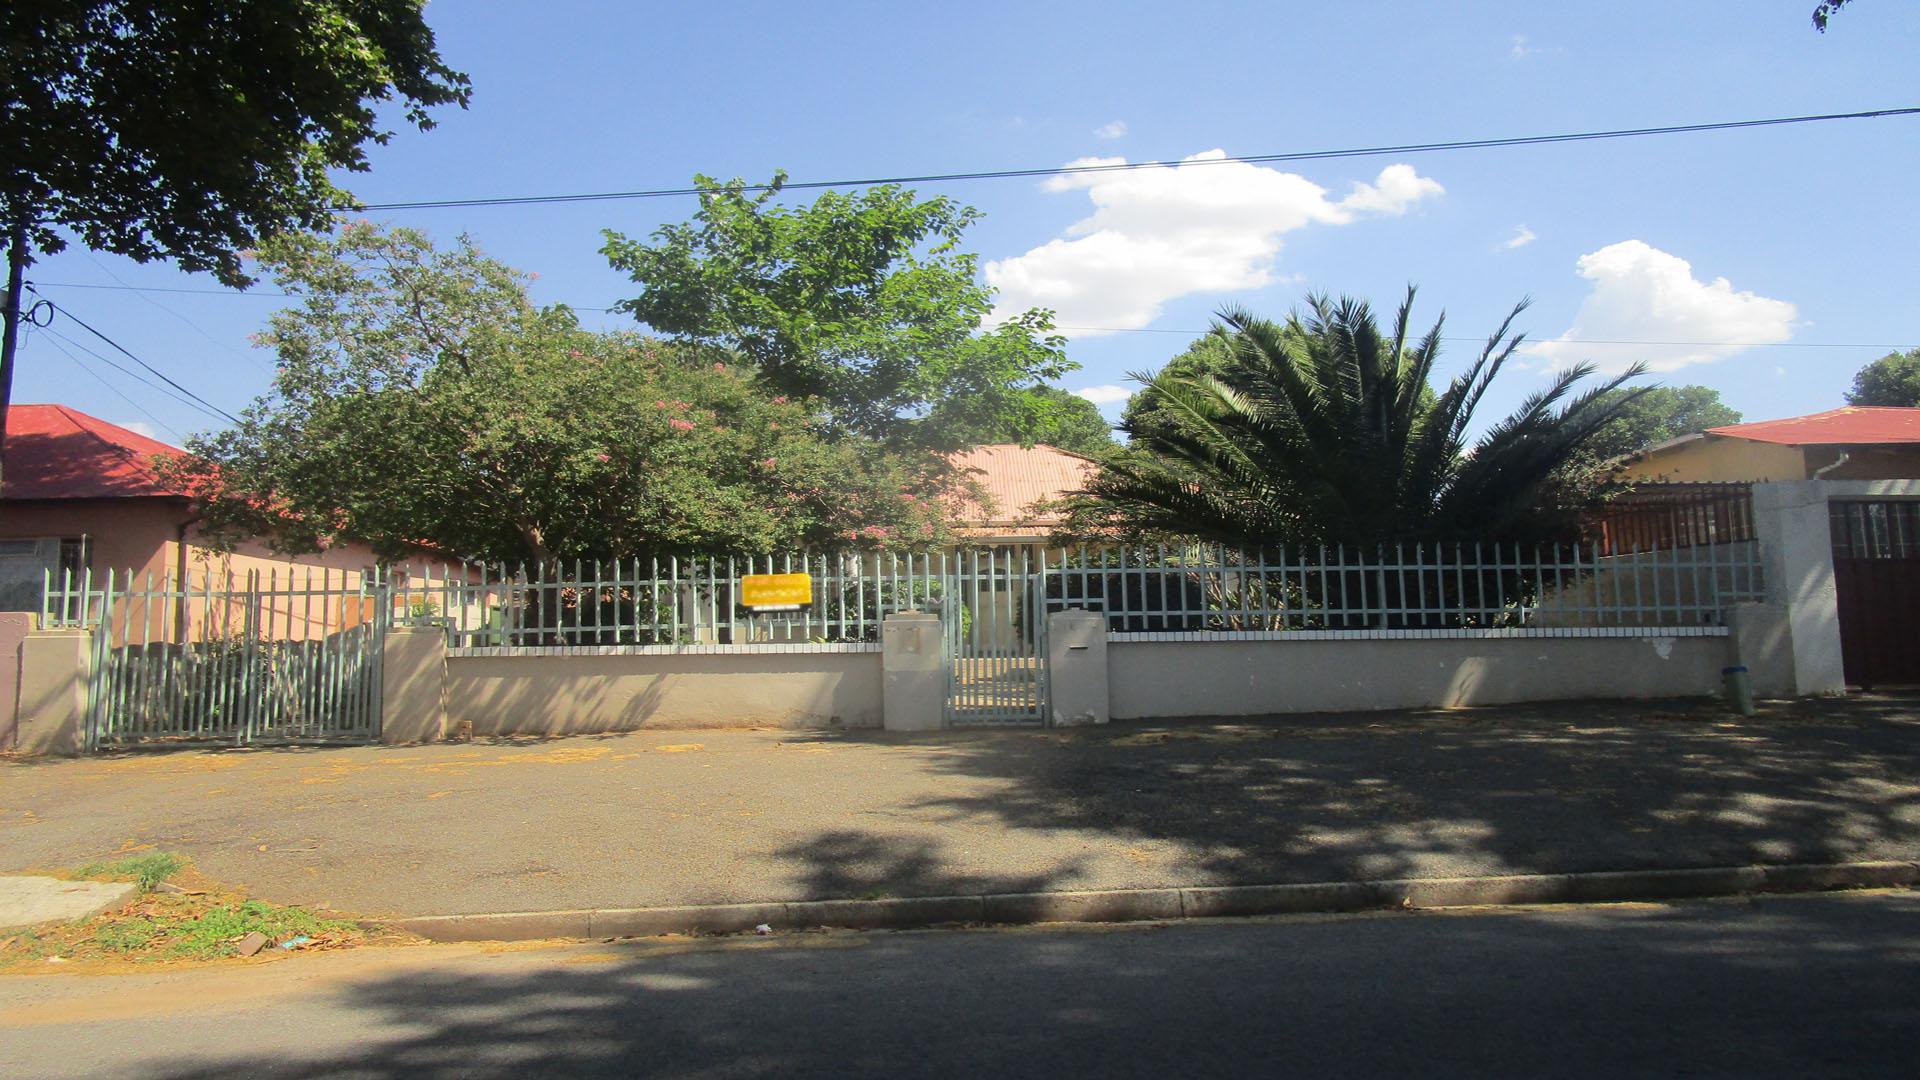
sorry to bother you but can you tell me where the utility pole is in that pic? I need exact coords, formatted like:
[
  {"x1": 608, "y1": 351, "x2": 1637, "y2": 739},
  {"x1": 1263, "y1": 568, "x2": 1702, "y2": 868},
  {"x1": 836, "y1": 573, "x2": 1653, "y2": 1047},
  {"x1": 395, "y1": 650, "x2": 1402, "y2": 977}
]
[{"x1": 0, "y1": 216, "x2": 28, "y2": 496}]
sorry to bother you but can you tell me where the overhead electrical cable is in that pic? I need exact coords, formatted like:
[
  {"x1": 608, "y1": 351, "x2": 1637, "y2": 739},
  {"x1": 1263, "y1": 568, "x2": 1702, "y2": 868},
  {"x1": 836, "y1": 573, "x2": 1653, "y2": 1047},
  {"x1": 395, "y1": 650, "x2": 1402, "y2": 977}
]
[{"x1": 341, "y1": 106, "x2": 1920, "y2": 211}]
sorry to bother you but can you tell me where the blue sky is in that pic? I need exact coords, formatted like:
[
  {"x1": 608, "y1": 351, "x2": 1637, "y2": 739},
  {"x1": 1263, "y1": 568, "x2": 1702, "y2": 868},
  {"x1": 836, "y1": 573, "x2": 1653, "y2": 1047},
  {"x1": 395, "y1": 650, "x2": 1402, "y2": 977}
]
[{"x1": 15, "y1": 1, "x2": 1920, "y2": 446}]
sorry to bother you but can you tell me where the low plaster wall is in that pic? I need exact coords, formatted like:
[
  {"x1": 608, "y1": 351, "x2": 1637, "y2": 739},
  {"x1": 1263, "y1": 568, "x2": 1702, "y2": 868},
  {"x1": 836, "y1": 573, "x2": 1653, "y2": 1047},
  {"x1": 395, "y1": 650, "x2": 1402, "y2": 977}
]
[
  {"x1": 444, "y1": 647, "x2": 884, "y2": 736},
  {"x1": 1109, "y1": 632, "x2": 1733, "y2": 719}
]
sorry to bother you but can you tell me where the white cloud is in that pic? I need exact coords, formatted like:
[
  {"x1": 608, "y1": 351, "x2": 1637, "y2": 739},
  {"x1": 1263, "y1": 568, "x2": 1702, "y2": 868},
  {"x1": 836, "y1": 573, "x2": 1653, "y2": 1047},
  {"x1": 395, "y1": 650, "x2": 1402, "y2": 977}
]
[
  {"x1": 986, "y1": 152, "x2": 1443, "y2": 334},
  {"x1": 1520, "y1": 240, "x2": 1797, "y2": 373},
  {"x1": 120, "y1": 420, "x2": 159, "y2": 439},
  {"x1": 1093, "y1": 120, "x2": 1128, "y2": 139},
  {"x1": 1501, "y1": 225, "x2": 1537, "y2": 250},
  {"x1": 1510, "y1": 34, "x2": 1540, "y2": 60},
  {"x1": 1072, "y1": 384, "x2": 1135, "y2": 405}
]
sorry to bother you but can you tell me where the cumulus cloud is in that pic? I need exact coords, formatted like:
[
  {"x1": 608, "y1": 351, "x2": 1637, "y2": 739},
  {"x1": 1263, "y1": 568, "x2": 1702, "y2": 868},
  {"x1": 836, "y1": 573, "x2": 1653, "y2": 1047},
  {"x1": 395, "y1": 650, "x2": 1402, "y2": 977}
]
[
  {"x1": 1502, "y1": 225, "x2": 1537, "y2": 250},
  {"x1": 986, "y1": 152, "x2": 1443, "y2": 334},
  {"x1": 1093, "y1": 120, "x2": 1129, "y2": 139},
  {"x1": 1072, "y1": 384, "x2": 1135, "y2": 405},
  {"x1": 1520, "y1": 240, "x2": 1797, "y2": 373}
]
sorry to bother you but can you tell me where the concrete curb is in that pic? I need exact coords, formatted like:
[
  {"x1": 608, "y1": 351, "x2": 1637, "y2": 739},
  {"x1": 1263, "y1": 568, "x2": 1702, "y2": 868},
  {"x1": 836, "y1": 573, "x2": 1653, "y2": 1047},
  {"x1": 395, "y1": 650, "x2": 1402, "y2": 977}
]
[{"x1": 389, "y1": 860, "x2": 1920, "y2": 943}]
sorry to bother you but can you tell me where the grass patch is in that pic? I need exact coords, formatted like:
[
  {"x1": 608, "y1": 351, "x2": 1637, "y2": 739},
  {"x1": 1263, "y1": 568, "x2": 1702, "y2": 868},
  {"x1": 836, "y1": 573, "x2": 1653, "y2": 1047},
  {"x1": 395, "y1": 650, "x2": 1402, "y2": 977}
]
[
  {"x1": 0, "y1": 861, "x2": 405, "y2": 969},
  {"x1": 73, "y1": 852, "x2": 186, "y2": 892}
]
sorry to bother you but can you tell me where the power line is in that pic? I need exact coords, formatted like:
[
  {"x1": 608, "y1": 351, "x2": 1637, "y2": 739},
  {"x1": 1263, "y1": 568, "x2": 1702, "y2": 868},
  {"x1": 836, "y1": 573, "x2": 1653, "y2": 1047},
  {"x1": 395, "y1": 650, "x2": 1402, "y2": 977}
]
[
  {"x1": 81, "y1": 253, "x2": 276, "y2": 374},
  {"x1": 24, "y1": 286, "x2": 240, "y2": 423},
  {"x1": 32, "y1": 327, "x2": 185, "y2": 441},
  {"x1": 38, "y1": 326, "x2": 235, "y2": 425},
  {"x1": 343, "y1": 106, "x2": 1920, "y2": 211},
  {"x1": 1055, "y1": 326, "x2": 1906, "y2": 349},
  {"x1": 30, "y1": 280, "x2": 291, "y2": 297},
  {"x1": 31, "y1": 282, "x2": 1902, "y2": 350}
]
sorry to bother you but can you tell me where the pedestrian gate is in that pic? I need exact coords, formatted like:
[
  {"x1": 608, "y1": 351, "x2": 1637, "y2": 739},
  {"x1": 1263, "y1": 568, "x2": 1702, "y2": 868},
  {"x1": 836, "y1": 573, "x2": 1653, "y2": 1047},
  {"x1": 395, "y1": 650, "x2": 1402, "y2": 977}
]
[
  {"x1": 1830, "y1": 500, "x2": 1920, "y2": 687},
  {"x1": 943, "y1": 546, "x2": 1049, "y2": 726},
  {"x1": 60, "y1": 569, "x2": 387, "y2": 750}
]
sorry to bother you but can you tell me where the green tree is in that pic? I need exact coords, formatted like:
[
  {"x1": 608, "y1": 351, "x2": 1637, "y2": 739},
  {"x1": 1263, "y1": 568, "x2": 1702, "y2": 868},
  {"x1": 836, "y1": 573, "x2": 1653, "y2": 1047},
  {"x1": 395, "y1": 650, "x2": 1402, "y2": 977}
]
[
  {"x1": 1070, "y1": 290, "x2": 1648, "y2": 549},
  {"x1": 1844, "y1": 348, "x2": 1920, "y2": 407},
  {"x1": 167, "y1": 225, "x2": 951, "y2": 567},
  {"x1": 1582, "y1": 385, "x2": 1743, "y2": 460},
  {"x1": 1812, "y1": 1, "x2": 1854, "y2": 31},
  {"x1": 927, "y1": 385, "x2": 1117, "y2": 458},
  {"x1": 0, "y1": 0, "x2": 468, "y2": 486},
  {"x1": 601, "y1": 173, "x2": 1072, "y2": 448}
]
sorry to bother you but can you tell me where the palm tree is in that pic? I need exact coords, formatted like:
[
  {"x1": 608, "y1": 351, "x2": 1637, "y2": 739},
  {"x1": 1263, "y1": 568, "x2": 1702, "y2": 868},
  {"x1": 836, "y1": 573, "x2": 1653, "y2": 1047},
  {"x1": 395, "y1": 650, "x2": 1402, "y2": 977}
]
[{"x1": 1078, "y1": 288, "x2": 1648, "y2": 549}]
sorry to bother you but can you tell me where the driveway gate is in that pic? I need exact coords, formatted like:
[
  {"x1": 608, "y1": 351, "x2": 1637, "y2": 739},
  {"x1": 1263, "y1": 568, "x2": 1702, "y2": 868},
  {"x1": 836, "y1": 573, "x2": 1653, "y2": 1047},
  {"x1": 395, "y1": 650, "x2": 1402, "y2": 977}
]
[
  {"x1": 70, "y1": 569, "x2": 388, "y2": 750},
  {"x1": 1830, "y1": 499, "x2": 1920, "y2": 687},
  {"x1": 943, "y1": 546, "x2": 1048, "y2": 726}
]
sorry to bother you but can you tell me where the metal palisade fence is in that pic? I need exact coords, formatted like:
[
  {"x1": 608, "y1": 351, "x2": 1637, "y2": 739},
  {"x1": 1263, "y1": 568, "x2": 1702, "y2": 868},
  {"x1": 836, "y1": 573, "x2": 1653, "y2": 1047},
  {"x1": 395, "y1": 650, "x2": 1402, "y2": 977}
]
[
  {"x1": 43, "y1": 565, "x2": 386, "y2": 749},
  {"x1": 380, "y1": 539, "x2": 1766, "y2": 647}
]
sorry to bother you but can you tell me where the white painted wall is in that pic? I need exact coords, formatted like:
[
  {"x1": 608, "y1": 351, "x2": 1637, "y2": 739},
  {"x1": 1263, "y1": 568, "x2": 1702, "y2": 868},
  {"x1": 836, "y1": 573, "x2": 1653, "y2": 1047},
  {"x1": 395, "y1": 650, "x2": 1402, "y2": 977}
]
[{"x1": 1108, "y1": 633, "x2": 1732, "y2": 718}]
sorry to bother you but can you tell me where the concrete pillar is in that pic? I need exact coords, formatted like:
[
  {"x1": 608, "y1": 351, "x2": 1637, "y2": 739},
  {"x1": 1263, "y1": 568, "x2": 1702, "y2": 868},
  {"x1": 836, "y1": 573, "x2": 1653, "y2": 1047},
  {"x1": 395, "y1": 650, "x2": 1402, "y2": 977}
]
[
  {"x1": 1, "y1": 612, "x2": 30, "y2": 753},
  {"x1": 882, "y1": 612, "x2": 944, "y2": 732},
  {"x1": 15, "y1": 630, "x2": 90, "y2": 756},
  {"x1": 1726, "y1": 602, "x2": 1794, "y2": 699},
  {"x1": 1047, "y1": 609, "x2": 1109, "y2": 726},
  {"x1": 380, "y1": 625, "x2": 447, "y2": 744},
  {"x1": 1751, "y1": 481, "x2": 1846, "y2": 696}
]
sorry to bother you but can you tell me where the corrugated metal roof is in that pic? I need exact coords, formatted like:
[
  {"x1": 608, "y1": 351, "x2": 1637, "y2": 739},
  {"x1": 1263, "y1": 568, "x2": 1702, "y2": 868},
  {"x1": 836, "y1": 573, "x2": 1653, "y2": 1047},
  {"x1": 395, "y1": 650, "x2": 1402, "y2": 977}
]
[
  {"x1": 947, "y1": 443, "x2": 1096, "y2": 530},
  {"x1": 1, "y1": 404, "x2": 189, "y2": 500},
  {"x1": 1707, "y1": 406, "x2": 1920, "y2": 446}
]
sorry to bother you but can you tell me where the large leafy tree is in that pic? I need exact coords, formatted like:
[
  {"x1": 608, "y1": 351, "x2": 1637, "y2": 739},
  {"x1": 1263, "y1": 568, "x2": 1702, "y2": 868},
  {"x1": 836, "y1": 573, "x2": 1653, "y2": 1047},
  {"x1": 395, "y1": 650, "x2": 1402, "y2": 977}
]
[
  {"x1": 601, "y1": 173, "x2": 1072, "y2": 448},
  {"x1": 1581, "y1": 385, "x2": 1742, "y2": 460},
  {"x1": 927, "y1": 385, "x2": 1118, "y2": 458},
  {"x1": 1844, "y1": 348, "x2": 1920, "y2": 407},
  {"x1": 1072, "y1": 290, "x2": 1649, "y2": 549},
  {"x1": 167, "y1": 225, "x2": 952, "y2": 567},
  {"x1": 0, "y1": 0, "x2": 467, "y2": 487}
]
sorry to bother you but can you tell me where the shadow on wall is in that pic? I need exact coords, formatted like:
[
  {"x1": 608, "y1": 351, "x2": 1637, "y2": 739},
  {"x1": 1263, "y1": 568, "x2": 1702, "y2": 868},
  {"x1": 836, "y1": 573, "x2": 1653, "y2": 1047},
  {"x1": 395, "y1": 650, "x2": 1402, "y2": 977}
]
[
  {"x1": 0, "y1": 612, "x2": 25, "y2": 750},
  {"x1": 763, "y1": 696, "x2": 1920, "y2": 902},
  {"x1": 441, "y1": 652, "x2": 886, "y2": 737}
]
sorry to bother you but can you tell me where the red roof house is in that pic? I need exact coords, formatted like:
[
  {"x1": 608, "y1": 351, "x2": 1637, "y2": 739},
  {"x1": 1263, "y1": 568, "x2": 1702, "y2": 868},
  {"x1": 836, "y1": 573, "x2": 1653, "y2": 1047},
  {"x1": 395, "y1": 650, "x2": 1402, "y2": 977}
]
[
  {"x1": 1621, "y1": 406, "x2": 1920, "y2": 484},
  {"x1": 946, "y1": 443, "x2": 1097, "y2": 541}
]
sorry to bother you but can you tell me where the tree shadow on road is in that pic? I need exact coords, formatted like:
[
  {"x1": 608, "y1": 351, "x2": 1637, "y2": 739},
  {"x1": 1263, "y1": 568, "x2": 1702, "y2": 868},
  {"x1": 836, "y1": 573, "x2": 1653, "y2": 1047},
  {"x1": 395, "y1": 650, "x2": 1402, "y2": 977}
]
[{"x1": 107, "y1": 892, "x2": 1920, "y2": 1079}]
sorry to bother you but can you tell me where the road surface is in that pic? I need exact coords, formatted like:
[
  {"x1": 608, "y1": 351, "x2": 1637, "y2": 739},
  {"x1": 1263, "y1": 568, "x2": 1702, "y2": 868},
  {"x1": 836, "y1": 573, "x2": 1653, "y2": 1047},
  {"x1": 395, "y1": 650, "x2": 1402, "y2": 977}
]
[{"x1": 4, "y1": 892, "x2": 1918, "y2": 1078}]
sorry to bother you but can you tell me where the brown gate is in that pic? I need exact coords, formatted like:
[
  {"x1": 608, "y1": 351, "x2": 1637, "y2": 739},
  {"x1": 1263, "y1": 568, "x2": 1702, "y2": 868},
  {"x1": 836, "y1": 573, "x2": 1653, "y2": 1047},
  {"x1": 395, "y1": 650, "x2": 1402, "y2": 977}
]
[{"x1": 1830, "y1": 500, "x2": 1920, "y2": 687}]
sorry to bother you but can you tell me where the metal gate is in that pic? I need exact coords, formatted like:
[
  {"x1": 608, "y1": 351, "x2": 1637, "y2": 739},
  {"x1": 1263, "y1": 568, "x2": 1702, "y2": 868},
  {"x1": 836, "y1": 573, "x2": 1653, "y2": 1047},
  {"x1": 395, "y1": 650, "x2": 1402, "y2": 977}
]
[
  {"x1": 1830, "y1": 500, "x2": 1920, "y2": 687},
  {"x1": 69, "y1": 569, "x2": 387, "y2": 750},
  {"x1": 943, "y1": 545, "x2": 1048, "y2": 726}
]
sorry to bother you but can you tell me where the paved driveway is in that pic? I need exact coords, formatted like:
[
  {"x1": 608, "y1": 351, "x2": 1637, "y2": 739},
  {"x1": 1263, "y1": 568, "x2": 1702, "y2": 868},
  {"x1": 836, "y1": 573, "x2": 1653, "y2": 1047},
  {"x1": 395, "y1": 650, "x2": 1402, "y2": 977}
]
[{"x1": 3, "y1": 695, "x2": 1918, "y2": 917}]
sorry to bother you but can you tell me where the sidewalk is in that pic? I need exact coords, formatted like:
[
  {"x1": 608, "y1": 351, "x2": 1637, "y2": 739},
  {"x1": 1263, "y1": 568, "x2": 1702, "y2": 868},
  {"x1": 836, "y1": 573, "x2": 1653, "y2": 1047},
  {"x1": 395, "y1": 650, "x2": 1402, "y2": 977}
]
[{"x1": 3, "y1": 695, "x2": 1917, "y2": 919}]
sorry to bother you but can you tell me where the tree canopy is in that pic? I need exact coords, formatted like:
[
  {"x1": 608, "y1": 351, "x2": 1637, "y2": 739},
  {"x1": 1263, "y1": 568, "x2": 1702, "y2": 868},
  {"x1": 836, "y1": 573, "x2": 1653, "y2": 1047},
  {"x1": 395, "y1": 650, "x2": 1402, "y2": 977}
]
[
  {"x1": 1580, "y1": 385, "x2": 1743, "y2": 461},
  {"x1": 601, "y1": 174, "x2": 1072, "y2": 448},
  {"x1": 1844, "y1": 348, "x2": 1920, "y2": 407},
  {"x1": 1, "y1": 1, "x2": 467, "y2": 284},
  {"x1": 168, "y1": 225, "x2": 953, "y2": 566},
  {"x1": 927, "y1": 385, "x2": 1118, "y2": 458},
  {"x1": 1070, "y1": 290, "x2": 1648, "y2": 549}
]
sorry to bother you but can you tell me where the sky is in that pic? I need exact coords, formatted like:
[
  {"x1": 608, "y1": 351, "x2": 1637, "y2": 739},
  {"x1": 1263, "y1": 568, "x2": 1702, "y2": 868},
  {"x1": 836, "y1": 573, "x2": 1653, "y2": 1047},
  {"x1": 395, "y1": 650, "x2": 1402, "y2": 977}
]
[{"x1": 12, "y1": 1, "x2": 1920, "y2": 448}]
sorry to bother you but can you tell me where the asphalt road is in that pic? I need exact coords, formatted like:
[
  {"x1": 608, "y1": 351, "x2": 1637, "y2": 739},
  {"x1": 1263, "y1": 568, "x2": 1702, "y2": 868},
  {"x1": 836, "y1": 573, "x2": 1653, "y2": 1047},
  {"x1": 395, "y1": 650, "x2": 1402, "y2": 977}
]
[
  {"x1": 5, "y1": 695, "x2": 1919, "y2": 917},
  {"x1": 4, "y1": 892, "x2": 1918, "y2": 1078}
]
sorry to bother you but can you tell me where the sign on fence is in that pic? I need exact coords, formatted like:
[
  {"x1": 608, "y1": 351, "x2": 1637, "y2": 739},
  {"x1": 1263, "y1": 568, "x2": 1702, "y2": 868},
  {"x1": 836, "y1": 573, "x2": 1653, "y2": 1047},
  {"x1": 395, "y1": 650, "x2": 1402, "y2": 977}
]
[{"x1": 741, "y1": 572, "x2": 812, "y2": 611}]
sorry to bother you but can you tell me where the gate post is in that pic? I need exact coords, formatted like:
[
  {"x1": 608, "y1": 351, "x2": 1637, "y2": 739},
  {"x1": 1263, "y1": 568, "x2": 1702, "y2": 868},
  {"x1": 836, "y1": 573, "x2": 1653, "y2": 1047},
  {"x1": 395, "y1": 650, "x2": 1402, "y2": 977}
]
[
  {"x1": 381, "y1": 625, "x2": 447, "y2": 744},
  {"x1": 1046, "y1": 609, "x2": 1108, "y2": 726},
  {"x1": 1751, "y1": 481, "x2": 1845, "y2": 696},
  {"x1": 14, "y1": 629, "x2": 90, "y2": 756},
  {"x1": 882, "y1": 612, "x2": 944, "y2": 732}
]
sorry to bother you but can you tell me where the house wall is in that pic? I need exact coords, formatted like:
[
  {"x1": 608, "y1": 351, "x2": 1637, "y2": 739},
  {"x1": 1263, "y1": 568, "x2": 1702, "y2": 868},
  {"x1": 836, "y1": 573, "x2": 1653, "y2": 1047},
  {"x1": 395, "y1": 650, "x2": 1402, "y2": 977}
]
[
  {"x1": 1107, "y1": 632, "x2": 1731, "y2": 718},
  {"x1": 1625, "y1": 439, "x2": 1809, "y2": 484},
  {"x1": 441, "y1": 646, "x2": 885, "y2": 737}
]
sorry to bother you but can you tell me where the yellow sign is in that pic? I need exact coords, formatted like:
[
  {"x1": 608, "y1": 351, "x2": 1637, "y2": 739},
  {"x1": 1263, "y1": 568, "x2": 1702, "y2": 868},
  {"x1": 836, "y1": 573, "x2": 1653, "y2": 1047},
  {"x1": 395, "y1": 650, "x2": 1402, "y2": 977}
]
[{"x1": 741, "y1": 572, "x2": 813, "y2": 609}]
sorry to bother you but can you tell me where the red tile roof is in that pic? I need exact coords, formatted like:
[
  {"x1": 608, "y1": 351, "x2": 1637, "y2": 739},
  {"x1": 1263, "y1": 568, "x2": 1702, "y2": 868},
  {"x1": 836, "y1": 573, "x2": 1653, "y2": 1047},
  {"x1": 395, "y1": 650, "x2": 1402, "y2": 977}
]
[
  {"x1": 1, "y1": 404, "x2": 190, "y2": 500},
  {"x1": 947, "y1": 444, "x2": 1097, "y2": 537},
  {"x1": 1706, "y1": 407, "x2": 1920, "y2": 447}
]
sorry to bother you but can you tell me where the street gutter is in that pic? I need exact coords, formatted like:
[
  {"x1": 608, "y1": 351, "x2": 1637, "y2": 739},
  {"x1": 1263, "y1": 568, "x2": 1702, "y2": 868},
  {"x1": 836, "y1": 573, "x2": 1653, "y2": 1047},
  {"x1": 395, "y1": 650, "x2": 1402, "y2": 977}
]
[{"x1": 390, "y1": 860, "x2": 1920, "y2": 942}]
